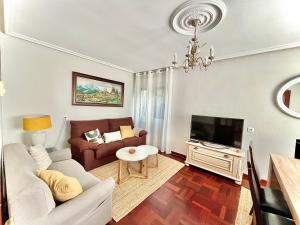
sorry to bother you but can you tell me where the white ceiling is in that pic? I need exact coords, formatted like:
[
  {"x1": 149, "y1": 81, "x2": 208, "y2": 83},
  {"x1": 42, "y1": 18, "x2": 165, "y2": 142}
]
[{"x1": 4, "y1": 0, "x2": 300, "y2": 72}]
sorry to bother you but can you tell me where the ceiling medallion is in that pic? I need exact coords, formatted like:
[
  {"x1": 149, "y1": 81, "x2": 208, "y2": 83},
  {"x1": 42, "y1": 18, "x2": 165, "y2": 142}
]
[{"x1": 170, "y1": 0, "x2": 227, "y2": 35}]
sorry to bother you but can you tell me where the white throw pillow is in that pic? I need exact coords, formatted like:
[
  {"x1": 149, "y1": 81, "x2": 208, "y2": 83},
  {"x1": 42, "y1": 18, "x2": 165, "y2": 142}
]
[
  {"x1": 84, "y1": 128, "x2": 104, "y2": 144},
  {"x1": 103, "y1": 131, "x2": 122, "y2": 143},
  {"x1": 28, "y1": 145, "x2": 52, "y2": 170}
]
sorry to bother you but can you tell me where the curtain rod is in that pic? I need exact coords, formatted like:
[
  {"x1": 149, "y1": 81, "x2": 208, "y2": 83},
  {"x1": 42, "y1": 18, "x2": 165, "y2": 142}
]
[
  {"x1": 134, "y1": 65, "x2": 188, "y2": 75},
  {"x1": 135, "y1": 66, "x2": 174, "y2": 75}
]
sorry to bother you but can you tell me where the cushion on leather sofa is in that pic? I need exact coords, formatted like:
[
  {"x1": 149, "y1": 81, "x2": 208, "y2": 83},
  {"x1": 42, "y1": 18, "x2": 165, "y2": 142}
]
[
  {"x1": 70, "y1": 119, "x2": 110, "y2": 138},
  {"x1": 108, "y1": 117, "x2": 134, "y2": 132},
  {"x1": 95, "y1": 141, "x2": 125, "y2": 159}
]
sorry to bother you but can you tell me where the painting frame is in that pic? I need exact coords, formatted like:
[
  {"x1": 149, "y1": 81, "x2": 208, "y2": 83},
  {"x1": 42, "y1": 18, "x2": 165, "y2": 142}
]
[{"x1": 72, "y1": 72, "x2": 124, "y2": 107}]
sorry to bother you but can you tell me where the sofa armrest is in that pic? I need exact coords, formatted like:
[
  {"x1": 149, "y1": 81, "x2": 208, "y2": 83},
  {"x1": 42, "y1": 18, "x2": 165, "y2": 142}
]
[
  {"x1": 48, "y1": 177, "x2": 115, "y2": 224},
  {"x1": 139, "y1": 130, "x2": 147, "y2": 137},
  {"x1": 68, "y1": 137, "x2": 98, "y2": 152},
  {"x1": 48, "y1": 148, "x2": 72, "y2": 162}
]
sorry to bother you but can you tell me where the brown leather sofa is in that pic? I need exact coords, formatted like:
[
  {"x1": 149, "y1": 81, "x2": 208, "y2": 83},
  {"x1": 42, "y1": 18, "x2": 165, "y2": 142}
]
[{"x1": 68, "y1": 117, "x2": 147, "y2": 171}]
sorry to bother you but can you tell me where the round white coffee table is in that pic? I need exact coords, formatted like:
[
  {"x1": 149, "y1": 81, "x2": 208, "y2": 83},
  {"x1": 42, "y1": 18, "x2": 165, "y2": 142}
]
[
  {"x1": 137, "y1": 145, "x2": 159, "y2": 168},
  {"x1": 116, "y1": 146, "x2": 149, "y2": 184}
]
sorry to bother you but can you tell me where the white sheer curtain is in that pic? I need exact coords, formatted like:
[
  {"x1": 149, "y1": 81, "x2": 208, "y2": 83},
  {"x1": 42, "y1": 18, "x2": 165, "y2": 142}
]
[{"x1": 133, "y1": 67, "x2": 173, "y2": 153}]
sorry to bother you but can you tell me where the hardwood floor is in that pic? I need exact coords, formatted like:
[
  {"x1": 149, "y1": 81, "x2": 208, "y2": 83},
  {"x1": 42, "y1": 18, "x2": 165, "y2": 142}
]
[{"x1": 109, "y1": 153, "x2": 248, "y2": 225}]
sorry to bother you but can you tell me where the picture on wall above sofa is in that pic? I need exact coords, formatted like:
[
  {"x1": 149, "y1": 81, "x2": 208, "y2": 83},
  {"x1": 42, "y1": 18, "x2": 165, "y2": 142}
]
[{"x1": 72, "y1": 72, "x2": 124, "y2": 107}]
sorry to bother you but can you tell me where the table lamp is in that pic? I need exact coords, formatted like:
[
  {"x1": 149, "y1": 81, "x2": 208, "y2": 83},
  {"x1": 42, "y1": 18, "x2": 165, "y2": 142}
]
[{"x1": 23, "y1": 115, "x2": 52, "y2": 146}]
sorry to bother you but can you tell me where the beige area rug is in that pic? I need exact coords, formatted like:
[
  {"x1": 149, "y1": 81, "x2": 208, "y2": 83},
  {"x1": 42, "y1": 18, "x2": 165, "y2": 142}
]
[
  {"x1": 90, "y1": 154, "x2": 184, "y2": 222},
  {"x1": 235, "y1": 187, "x2": 253, "y2": 225}
]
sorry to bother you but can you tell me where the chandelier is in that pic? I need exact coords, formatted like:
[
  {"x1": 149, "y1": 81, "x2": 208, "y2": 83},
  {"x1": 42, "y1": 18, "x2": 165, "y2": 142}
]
[{"x1": 172, "y1": 19, "x2": 215, "y2": 73}]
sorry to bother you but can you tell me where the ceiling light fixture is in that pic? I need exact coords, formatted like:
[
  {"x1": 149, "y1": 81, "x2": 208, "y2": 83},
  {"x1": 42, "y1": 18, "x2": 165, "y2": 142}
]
[
  {"x1": 172, "y1": 18, "x2": 214, "y2": 73},
  {"x1": 170, "y1": 0, "x2": 226, "y2": 73}
]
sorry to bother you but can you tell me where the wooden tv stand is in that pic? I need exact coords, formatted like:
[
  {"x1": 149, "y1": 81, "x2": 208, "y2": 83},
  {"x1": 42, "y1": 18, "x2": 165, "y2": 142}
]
[{"x1": 185, "y1": 141, "x2": 245, "y2": 184}]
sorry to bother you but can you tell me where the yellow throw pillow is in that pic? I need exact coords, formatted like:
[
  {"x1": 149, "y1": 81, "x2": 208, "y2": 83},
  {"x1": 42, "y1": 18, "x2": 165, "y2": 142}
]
[
  {"x1": 120, "y1": 125, "x2": 135, "y2": 139},
  {"x1": 4, "y1": 218, "x2": 14, "y2": 225},
  {"x1": 37, "y1": 170, "x2": 83, "y2": 202}
]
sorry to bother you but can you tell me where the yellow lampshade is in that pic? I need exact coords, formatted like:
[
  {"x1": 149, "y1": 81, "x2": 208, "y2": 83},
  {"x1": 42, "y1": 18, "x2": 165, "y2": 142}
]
[{"x1": 23, "y1": 115, "x2": 52, "y2": 131}]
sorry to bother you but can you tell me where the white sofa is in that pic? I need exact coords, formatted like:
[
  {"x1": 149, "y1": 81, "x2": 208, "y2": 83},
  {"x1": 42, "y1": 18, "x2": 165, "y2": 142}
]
[{"x1": 3, "y1": 143, "x2": 115, "y2": 225}]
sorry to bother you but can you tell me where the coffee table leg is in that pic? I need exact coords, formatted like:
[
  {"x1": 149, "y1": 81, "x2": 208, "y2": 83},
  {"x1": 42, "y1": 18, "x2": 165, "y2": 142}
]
[
  {"x1": 118, "y1": 160, "x2": 122, "y2": 184},
  {"x1": 145, "y1": 159, "x2": 148, "y2": 178},
  {"x1": 139, "y1": 160, "x2": 143, "y2": 173}
]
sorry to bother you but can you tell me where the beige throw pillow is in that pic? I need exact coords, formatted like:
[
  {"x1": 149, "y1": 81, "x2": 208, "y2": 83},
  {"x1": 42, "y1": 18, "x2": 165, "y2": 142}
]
[
  {"x1": 28, "y1": 145, "x2": 52, "y2": 170},
  {"x1": 120, "y1": 126, "x2": 135, "y2": 139}
]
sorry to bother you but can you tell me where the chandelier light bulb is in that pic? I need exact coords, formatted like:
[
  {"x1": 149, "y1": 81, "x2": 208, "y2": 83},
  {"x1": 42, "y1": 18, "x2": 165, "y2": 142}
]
[
  {"x1": 174, "y1": 52, "x2": 178, "y2": 62},
  {"x1": 210, "y1": 46, "x2": 214, "y2": 57}
]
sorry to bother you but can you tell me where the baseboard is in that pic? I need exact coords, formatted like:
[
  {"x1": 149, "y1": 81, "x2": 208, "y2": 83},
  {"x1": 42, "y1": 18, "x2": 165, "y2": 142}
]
[
  {"x1": 260, "y1": 179, "x2": 268, "y2": 187},
  {"x1": 171, "y1": 151, "x2": 186, "y2": 160},
  {"x1": 242, "y1": 173, "x2": 268, "y2": 187}
]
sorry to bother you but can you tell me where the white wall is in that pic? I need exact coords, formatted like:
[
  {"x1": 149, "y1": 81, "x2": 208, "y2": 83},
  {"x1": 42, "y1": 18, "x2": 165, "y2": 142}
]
[
  {"x1": 0, "y1": 34, "x2": 134, "y2": 148},
  {"x1": 168, "y1": 47, "x2": 300, "y2": 179}
]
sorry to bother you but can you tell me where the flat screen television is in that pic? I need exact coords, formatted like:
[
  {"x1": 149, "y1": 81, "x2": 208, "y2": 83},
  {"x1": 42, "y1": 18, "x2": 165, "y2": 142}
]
[{"x1": 190, "y1": 115, "x2": 244, "y2": 148}]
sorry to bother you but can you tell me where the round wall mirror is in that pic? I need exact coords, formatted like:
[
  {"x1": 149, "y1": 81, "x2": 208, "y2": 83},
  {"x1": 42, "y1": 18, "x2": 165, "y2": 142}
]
[{"x1": 277, "y1": 76, "x2": 300, "y2": 118}]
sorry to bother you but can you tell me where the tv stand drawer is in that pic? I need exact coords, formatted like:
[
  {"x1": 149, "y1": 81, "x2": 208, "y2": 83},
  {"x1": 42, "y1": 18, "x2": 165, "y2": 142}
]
[
  {"x1": 186, "y1": 142, "x2": 245, "y2": 184},
  {"x1": 189, "y1": 146, "x2": 233, "y2": 160},
  {"x1": 191, "y1": 151, "x2": 233, "y2": 172}
]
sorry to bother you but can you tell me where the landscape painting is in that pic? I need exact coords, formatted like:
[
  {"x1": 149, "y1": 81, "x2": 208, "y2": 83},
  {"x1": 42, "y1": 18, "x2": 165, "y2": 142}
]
[{"x1": 72, "y1": 72, "x2": 124, "y2": 107}]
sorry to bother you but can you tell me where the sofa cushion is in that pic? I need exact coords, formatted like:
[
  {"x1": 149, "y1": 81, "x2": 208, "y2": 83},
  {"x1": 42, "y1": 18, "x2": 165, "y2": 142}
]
[
  {"x1": 96, "y1": 141, "x2": 124, "y2": 159},
  {"x1": 48, "y1": 159, "x2": 99, "y2": 191},
  {"x1": 122, "y1": 136, "x2": 145, "y2": 147},
  {"x1": 70, "y1": 119, "x2": 110, "y2": 138},
  {"x1": 108, "y1": 117, "x2": 134, "y2": 132}
]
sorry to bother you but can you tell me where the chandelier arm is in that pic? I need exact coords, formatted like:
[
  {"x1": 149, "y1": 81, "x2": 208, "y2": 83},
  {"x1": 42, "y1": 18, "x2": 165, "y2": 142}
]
[
  {"x1": 200, "y1": 43, "x2": 207, "y2": 49},
  {"x1": 198, "y1": 56, "x2": 205, "y2": 65}
]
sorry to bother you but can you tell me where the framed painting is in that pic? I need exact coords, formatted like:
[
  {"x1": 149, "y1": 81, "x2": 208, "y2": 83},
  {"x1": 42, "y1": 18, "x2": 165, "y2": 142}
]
[{"x1": 72, "y1": 72, "x2": 124, "y2": 107}]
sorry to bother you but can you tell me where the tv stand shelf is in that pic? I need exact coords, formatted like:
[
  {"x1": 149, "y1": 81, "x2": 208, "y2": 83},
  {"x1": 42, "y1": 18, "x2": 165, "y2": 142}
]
[{"x1": 185, "y1": 141, "x2": 245, "y2": 184}]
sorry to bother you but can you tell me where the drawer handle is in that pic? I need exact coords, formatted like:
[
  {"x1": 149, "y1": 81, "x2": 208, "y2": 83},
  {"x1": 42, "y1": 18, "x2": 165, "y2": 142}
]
[
  {"x1": 223, "y1": 154, "x2": 229, "y2": 158},
  {"x1": 193, "y1": 147, "x2": 199, "y2": 150}
]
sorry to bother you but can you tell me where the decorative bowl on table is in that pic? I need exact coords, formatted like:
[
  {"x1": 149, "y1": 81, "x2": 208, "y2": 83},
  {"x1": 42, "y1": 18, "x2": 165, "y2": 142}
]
[{"x1": 128, "y1": 148, "x2": 136, "y2": 154}]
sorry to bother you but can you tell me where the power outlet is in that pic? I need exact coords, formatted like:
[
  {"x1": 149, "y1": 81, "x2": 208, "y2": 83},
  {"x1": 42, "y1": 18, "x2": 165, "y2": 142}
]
[{"x1": 247, "y1": 127, "x2": 255, "y2": 133}]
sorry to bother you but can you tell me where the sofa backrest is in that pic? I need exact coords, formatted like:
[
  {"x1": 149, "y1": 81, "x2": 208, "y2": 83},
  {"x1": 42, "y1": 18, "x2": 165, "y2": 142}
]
[
  {"x1": 108, "y1": 117, "x2": 134, "y2": 132},
  {"x1": 70, "y1": 117, "x2": 134, "y2": 137},
  {"x1": 70, "y1": 119, "x2": 110, "y2": 138},
  {"x1": 3, "y1": 143, "x2": 56, "y2": 225}
]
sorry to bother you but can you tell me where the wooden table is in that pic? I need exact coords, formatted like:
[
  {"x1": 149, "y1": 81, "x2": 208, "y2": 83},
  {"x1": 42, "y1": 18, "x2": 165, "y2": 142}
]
[
  {"x1": 116, "y1": 147, "x2": 149, "y2": 184},
  {"x1": 268, "y1": 154, "x2": 300, "y2": 225}
]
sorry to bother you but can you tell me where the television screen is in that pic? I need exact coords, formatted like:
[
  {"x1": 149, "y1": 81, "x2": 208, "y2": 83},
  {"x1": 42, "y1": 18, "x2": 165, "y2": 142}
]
[{"x1": 190, "y1": 115, "x2": 244, "y2": 148}]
